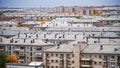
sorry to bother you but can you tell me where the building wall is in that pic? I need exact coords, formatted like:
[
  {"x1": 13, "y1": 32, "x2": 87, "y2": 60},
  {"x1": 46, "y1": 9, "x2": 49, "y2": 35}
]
[
  {"x1": 0, "y1": 44, "x2": 55, "y2": 63},
  {"x1": 43, "y1": 42, "x2": 120, "y2": 68}
]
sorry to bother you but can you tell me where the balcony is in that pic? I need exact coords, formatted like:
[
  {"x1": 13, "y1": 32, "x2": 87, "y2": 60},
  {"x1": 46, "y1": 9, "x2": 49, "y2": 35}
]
[
  {"x1": 14, "y1": 48, "x2": 20, "y2": 51},
  {"x1": 59, "y1": 57, "x2": 64, "y2": 59},
  {"x1": 46, "y1": 62, "x2": 50, "y2": 65},
  {"x1": 19, "y1": 53, "x2": 25, "y2": 56},
  {"x1": 110, "y1": 58, "x2": 115, "y2": 61},
  {"x1": 81, "y1": 58, "x2": 92, "y2": 61},
  {"x1": 81, "y1": 64, "x2": 92, "y2": 67},
  {"x1": 59, "y1": 63, "x2": 63, "y2": 65},
  {"x1": 67, "y1": 57, "x2": 71, "y2": 59},
  {"x1": 18, "y1": 59, "x2": 24, "y2": 61},
  {"x1": 103, "y1": 65, "x2": 107, "y2": 67},
  {"x1": 0, "y1": 48, "x2": 4, "y2": 50},
  {"x1": 35, "y1": 52, "x2": 42, "y2": 57},
  {"x1": 35, "y1": 54, "x2": 42, "y2": 57}
]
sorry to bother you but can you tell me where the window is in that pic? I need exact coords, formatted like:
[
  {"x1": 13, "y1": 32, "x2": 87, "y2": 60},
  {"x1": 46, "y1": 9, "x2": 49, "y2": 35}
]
[
  {"x1": 104, "y1": 56, "x2": 108, "y2": 60},
  {"x1": 110, "y1": 62, "x2": 115, "y2": 66},
  {"x1": 72, "y1": 54, "x2": 74, "y2": 57},
  {"x1": 31, "y1": 57, "x2": 32, "y2": 61},
  {"x1": 30, "y1": 52, "x2": 32, "y2": 56},
  {"x1": 47, "y1": 60, "x2": 49, "y2": 62},
  {"x1": 30, "y1": 47, "x2": 32, "y2": 51},
  {"x1": 94, "y1": 41, "x2": 97, "y2": 43},
  {"x1": 46, "y1": 53, "x2": 49, "y2": 57},
  {"x1": 94, "y1": 55, "x2": 97, "y2": 57},
  {"x1": 56, "y1": 66, "x2": 58, "y2": 68},
  {"x1": 47, "y1": 66, "x2": 49, "y2": 68},
  {"x1": 51, "y1": 53, "x2": 54, "y2": 56},
  {"x1": 72, "y1": 61, "x2": 74, "y2": 64},
  {"x1": 104, "y1": 62, "x2": 107, "y2": 66},
  {"x1": 99, "y1": 62, "x2": 102, "y2": 65},
  {"x1": 99, "y1": 55, "x2": 102, "y2": 58},
  {"x1": 67, "y1": 54, "x2": 70, "y2": 57},
  {"x1": 56, "y1": 60, "x2": 58, "y2": 63},
  {"x1": 94, "y1": 62, "x2": 97, "y2": 64},
  {"x1": 89, "y1": 55, "x2": 92, "y2": 58},
  {"x1": 60, "y1": 66, "x2": 63, "y2": 68},
  {"x1": 51, "y1": 60, "x2": 54, "y2": 62},
  {"x1": 60, "y1": 54, "x2": 64, "y2": 57},
  {"x1": 111, "y1": 56, "x2": 114, "y2": 59},
  {"x1": 110, "y1": 56, "x2": 115, "y2": 60},
  {"x1": 51, "y1": 66, "x2": 54, "y2": 68},
  {"x1": 56, "y1": 54, "x2": 58, "y2": 57}
]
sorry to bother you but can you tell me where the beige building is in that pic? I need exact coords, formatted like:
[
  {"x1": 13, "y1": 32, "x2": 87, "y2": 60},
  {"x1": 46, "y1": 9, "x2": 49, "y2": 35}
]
[
  {"x1": 0, "y1": 34, "x2": 55, "y2": 63},
  {"x1": 43, "y1": 40, "x2": 120, "y2": 68}
]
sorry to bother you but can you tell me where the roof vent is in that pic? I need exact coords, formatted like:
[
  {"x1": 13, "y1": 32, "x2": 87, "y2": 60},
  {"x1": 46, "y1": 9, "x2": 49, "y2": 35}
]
[
  {"x1": 114, "y1": 48, "x2": 118, "y2": 51},
  {"x1": 100, "y1": 45, "x2": 103, "y2": 50},
  {"x1": 75, "y1": 35, "x2": 76, "y2": 39},
  {"x1": 44, "y1": 34, "x2": 46, "y2": 38},
  {"x1": 18, "y1": 33, "x2": 20, "y2": 38},
  {"x1": 57, "y1": 46, "x2": 59, "y2": 49},
  {"x1": 0, "y1": 38, "x2": 2, "y2": 42},
  {"x1": 77, "y1": 41, "x2": 81, "y2": 44},
  {"x1": 33, "y1": 39, "x2": 35, "y2": 43},
  {"x1": 24, "y1": 39, "x2": 26, "y2": 43},
  {"x1": 36, "y1": 34, "x2": 38, "y2": 38},
  {"x1": 15, "y1": 41, "x2": 17, "y2": 43},
  {"x1": 10, "y1": 38, "x2": 14, "y2": 43},
  {"x1": 57, "y1": 44, "x2": 60, "y2": 49}
]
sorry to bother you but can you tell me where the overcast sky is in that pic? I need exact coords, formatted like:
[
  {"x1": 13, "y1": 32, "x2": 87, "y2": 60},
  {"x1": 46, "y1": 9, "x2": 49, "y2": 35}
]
[{"x1": 0, "y1": 0, "x2": 120, "y2": 8}]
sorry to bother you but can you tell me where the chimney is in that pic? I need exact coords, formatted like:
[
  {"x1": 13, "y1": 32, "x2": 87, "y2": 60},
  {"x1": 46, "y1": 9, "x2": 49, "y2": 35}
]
[
  {"x1": 92, "y1": 34, "x2": 95, "y2": 36},
  {"x1": 86, "y1": 37, "x2": 88, "y2": 45},
  {"x1": 18, "y1": 33, "x2": 20, "y2": 38},
  {"x1": 24, "y1": 39, "x2": 26, "y2": 43},
  {"x1": 98, "y1": 38, "x2": 100, "y2": 43},
  {"x1": 33, "y1": 39, "x2": 35, "y2": 43},
  {"x1": 100, "y1": 45, "x2": 103, "y2": 50},
  {"x1": 75, "y1": 34, "x2": 76, "y2": 39},
  {"x1": 45, "y1": 39, "x2": 48, "y2": 43},
  {"x1": 63, "y1": 34, "x2": 65, "y2": 38},
  {"x1": 114, "y1": 48, "x2": 118, "y2": 52},
  {"x1": 36, "y1": 34, "x2": 38, "y2": 38},
  {"x1": 10, "y1": 38, "x2": 14, "y2": 43},
  {"x1": 55, "y1": 34, "x2": 57, "y2": 38},
  {"x1": 44, "y1": 34, "x2": 46, "y2": 38},
  {"x1": 31, "y1": 40, "x2": 33, "y2": 43},
  {"x1": 57, "y1": 44, "x2": 60, "y2": 49},
  {"x1": 25, "y1": 33, "x2": 27, "y2": 38},
  {"x1": 0, "y1": 38, "x2": 2, "y2": 42},
  {"x1": 15, "y1": 41, "x2": 17, "y2": 43}
]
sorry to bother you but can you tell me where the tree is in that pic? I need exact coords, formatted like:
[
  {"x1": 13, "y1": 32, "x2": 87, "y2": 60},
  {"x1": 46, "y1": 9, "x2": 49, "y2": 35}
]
[
  {"x1": 7, "y1": 54, "x2": 18, "y2": 63},
  {"x1": 0, "y1": 12, "x2": 3, "y2": 16},
  {"x1": 75, "y1": 16, "x2": 81, "y2": 19},
  {"x1": 0, "y1": 54, "x2": 18, "y2": 68},
  {"x1": 0, "y1": 54, "x2": 7, "y2": 68}
]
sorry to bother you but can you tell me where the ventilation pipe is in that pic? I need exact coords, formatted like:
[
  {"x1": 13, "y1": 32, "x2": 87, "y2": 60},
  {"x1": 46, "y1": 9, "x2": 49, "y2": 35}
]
[{"x1": 100, "y1": 45, "x2": 103, "y2": 50}]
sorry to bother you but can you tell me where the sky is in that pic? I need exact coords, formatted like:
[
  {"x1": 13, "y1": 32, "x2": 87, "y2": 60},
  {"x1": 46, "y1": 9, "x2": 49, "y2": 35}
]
[{"x1": 0, "y1": 0, "x2": 120, "y2": 8}]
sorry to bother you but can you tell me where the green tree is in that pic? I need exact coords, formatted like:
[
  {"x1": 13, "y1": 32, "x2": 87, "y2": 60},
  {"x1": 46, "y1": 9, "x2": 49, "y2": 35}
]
[
  {"x1": 0, "y1": 54, "x2": 7, "y2": 68},
  {"x1": 0, "y1": 12, "x2": 3, "y2": 16},
  {"x1": 75, "y1": 16, "x2": 81, "y2": 19}
]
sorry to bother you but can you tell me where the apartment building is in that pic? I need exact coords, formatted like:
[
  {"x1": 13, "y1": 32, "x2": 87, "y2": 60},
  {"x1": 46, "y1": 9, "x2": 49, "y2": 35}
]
[
  {"x1": 0, "y1": 33, "x2": 55, "y2": 63},
  {"x1": 43, "y1": 39, "x2": 120, "y2": 68}
]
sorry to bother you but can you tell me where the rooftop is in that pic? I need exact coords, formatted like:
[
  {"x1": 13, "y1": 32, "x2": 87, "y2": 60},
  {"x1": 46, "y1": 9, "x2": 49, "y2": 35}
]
[{"x1": 44, "y1": 40, "x2": 120, "y2": 54}]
